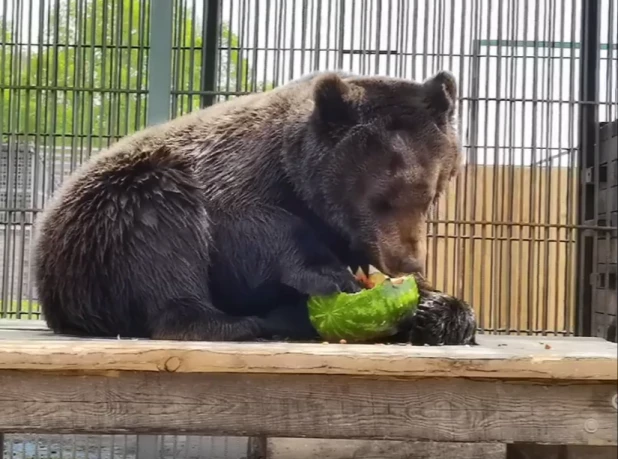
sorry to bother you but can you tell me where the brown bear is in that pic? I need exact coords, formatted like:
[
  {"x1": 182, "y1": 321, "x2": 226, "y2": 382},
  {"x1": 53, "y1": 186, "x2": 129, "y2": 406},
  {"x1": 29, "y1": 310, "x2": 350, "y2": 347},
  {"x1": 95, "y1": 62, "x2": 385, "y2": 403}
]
[{"x1": 32, "y1": 70, "x2": 476, "y2": 345}]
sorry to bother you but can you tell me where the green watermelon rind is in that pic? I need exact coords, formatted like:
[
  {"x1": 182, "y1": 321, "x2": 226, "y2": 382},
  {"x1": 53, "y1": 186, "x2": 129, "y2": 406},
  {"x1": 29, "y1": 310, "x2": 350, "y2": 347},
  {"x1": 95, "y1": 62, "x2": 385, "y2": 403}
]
[{"x1": 307, "y1": 276, "x2": 420, "y2": 342}]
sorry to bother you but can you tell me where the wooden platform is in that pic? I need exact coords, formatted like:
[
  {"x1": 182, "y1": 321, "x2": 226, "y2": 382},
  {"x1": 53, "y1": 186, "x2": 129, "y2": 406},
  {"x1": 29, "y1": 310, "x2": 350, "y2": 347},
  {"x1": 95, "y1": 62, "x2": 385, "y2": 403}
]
[{"x1": 0, "y1": 319, "x2": 616, "y2": 458}]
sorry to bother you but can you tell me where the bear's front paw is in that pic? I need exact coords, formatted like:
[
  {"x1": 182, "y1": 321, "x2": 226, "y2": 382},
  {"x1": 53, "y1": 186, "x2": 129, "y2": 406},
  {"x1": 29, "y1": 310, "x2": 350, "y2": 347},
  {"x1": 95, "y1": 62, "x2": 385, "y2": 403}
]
[
  {"x1": 407, "y1": 292, "x2": 477, "y2": 346},
  {"x1": 281, "y1": 266, "x2": 362, "y2": 297},
  {"x1": 330, "y1": 270, "x2": 363, "y2": 294}
]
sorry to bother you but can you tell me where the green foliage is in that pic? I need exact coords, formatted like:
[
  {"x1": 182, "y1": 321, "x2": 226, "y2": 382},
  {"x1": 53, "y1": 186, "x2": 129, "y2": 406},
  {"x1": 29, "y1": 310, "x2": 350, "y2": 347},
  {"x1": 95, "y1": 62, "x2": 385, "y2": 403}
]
[
  {"x1": 1, "y1": 0, "x2": 272, "y2": 147},
  {"x1": 0, "y1": 300, "x2": 41, "y2": 319}
]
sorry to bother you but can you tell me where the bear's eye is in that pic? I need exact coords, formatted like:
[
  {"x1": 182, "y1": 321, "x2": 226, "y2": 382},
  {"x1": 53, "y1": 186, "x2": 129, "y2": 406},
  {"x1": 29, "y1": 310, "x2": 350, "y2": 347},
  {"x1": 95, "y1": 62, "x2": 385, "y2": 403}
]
[
  {"x1": 373, "y1": 197, "x2": 395, "y2": 214},
  {"x1": 387, "y1": 115, "x2": 416, "y2": 132}
]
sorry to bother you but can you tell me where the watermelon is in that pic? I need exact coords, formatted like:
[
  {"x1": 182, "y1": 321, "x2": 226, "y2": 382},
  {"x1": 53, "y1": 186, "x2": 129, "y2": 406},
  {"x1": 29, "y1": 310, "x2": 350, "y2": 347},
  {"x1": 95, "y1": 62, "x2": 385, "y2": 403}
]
[{"x1": 307, "y1": 272, "x2": 420, "y2": 342}]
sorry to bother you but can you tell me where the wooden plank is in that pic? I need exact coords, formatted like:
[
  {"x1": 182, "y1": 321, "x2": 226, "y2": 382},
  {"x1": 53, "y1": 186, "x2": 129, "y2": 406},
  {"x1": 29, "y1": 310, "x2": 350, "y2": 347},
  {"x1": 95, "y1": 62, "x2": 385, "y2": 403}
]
[
  {"x1": 247, "y1": 438, "x2": 507, "y2": 459},
  {"x1": 0, "y1": 319, "x2": 49, "y2": 330},
  {"x1": 2, "y1": 319, "x2": 608, "y2": 344},
  {"x1": 0, "y1": 371, "x2": 615, "y2": 445},
  {"x1": 0, "y1": 321, "x2": 614, "y2": 380},
  {"x1": 2, "y1": 320, "x2": 610, "y2": 347},
  {"x1": 0, "y1": 330, "x2": 614, "y2": 380},
  {"x1": 0, "y1": 327, "x2": 81, "y2": 341}
]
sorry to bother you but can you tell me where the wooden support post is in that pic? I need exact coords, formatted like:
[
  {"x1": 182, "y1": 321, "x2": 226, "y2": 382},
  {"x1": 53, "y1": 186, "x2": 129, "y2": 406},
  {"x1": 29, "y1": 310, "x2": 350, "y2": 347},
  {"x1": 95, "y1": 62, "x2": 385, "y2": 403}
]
[{"x1": 136, "y1": 435, "x2": 160, "y2": 459}]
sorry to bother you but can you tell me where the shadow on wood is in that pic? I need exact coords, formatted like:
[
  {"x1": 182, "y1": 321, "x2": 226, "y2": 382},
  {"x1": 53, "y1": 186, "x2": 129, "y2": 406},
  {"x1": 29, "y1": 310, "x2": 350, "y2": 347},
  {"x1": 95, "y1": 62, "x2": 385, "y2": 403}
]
[{"x1": 247, "y1": 438, "x2": 507, "y2": 459}]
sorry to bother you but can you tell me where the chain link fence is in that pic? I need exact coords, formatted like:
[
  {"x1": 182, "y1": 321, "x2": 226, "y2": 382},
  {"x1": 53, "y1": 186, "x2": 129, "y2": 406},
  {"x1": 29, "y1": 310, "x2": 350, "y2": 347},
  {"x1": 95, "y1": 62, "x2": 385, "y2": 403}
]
[{"x1": 1, "y1": 0, "x2": 617, "y2": 457}]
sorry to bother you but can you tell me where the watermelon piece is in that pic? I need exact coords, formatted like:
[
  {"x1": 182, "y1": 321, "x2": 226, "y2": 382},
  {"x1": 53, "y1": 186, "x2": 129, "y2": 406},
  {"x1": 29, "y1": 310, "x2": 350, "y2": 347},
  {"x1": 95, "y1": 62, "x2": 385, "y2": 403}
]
[
  {"x1": 354, "y1": 268, "x2": 388, "y2": 289},
  {"x1": 307, "y1": 274, "x2": 419, "y2": 342}
]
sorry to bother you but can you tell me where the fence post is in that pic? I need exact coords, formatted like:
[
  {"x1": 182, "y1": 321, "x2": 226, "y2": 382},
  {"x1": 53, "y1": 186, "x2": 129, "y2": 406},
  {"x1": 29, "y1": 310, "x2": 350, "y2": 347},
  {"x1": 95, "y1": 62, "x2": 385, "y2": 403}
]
[
  {"x1": 576, "y1": 0, "x2": 601, "y2": 337},
  {"x1": 137, "y1": 435, "x2": 161, "y2": 459},
  {"x1": 147, "y1": 0, "x2": 173, "y2": 126},
  {"x1": 139, "y1": 1, "x2": 174, "y2": 456}
]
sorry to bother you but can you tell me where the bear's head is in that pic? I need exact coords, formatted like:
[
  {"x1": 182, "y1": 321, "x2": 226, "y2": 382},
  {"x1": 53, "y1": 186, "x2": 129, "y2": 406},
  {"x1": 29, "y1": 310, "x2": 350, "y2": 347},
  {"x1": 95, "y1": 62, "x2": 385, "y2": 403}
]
[{"x1": 289, "y1": 71, "x2": 462, "y2": 277}]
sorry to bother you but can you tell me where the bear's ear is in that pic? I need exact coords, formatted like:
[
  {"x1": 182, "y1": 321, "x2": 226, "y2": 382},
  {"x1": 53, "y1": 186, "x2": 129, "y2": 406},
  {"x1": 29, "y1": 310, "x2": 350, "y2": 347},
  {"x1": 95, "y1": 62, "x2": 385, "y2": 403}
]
[
  {"x1": 422, "y1": 70, "x2": 457, "y2": 123},
  {"x1": 312, "y1": 73, "x2": 356, "y2": 127}
]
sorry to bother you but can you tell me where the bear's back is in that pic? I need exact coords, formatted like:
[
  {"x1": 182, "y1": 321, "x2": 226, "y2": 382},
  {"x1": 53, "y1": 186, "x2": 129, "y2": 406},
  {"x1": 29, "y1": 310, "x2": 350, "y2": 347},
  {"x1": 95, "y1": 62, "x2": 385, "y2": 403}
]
[{"x1": 50, "y1": 78, "x2": 318, "y2": 214}]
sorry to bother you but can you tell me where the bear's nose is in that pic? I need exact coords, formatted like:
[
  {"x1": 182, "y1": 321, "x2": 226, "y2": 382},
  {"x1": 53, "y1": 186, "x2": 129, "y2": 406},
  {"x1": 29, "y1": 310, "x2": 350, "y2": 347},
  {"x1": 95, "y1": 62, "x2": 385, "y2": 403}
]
[{"x1": 398, "y1": 257, "x2": 424, "y2": 275}]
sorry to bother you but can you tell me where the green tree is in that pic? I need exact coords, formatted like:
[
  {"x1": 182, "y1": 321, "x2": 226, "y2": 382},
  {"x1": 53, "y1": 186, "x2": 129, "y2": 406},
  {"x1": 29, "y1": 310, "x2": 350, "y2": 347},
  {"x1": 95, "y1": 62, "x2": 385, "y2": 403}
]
[{"x1": 1, "y1": 0, "x2": 272, "y2": 148}]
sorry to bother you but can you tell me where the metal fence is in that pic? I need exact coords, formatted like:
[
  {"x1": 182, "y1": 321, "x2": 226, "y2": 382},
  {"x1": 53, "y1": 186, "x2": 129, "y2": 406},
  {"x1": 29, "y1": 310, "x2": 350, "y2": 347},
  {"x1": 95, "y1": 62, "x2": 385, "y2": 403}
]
[{"x1": 1, "y1": 0, "x2": 617, "y2": 457}]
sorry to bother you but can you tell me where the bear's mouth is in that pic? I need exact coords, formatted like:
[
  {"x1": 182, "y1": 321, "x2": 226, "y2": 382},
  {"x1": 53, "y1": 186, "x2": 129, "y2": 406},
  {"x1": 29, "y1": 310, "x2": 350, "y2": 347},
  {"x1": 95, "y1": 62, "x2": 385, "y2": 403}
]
[
  {"x1": 348, "y1": 264, "x2": 388, "y2": 289},
  {"x1": 350, "y1": 263, "x2": 399, "y2": 279},
  {"x1": 347, "y1": 264, "x2": 379, "y2": 277}
]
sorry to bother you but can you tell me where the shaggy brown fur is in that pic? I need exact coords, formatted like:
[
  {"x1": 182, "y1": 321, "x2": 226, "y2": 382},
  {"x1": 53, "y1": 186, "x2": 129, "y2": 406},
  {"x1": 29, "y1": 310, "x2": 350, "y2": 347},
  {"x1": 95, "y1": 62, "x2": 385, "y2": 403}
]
[{"x1": 33, "y1": 70, "x2": 476, "y2": 344}]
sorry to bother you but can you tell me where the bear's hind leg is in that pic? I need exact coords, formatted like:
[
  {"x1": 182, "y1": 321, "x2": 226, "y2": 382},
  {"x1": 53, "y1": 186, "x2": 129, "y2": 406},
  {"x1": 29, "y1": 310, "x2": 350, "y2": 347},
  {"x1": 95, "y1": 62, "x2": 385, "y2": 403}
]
[{"x1": 150, "y1": 297, "x2": 267, "y2": 341}]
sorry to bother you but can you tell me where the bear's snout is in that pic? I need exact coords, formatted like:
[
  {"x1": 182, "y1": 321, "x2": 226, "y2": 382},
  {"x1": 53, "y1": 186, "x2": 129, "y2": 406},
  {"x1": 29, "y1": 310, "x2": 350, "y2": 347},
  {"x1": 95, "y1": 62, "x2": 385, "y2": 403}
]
[
  {"x1": 378, "y1": 253, "x2": 425, "y2": 277},
  {"x1": 371, "y1": 214, "x2": 427, "y2": 277}
]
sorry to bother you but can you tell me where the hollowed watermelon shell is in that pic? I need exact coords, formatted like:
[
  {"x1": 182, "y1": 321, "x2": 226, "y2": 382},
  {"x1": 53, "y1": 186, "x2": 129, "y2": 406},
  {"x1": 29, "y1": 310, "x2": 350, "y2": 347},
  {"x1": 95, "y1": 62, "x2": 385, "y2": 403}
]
[{"x1": 307, "y1": 276, "x2": 419, "y2": 342}]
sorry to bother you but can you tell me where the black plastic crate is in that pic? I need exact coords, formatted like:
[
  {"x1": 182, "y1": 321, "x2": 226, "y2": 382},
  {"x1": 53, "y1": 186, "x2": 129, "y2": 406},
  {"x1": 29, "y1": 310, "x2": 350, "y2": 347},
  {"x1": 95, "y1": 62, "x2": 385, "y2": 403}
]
[{"x1": 584, "y1": 119, "x2": 618, "y2": 342}]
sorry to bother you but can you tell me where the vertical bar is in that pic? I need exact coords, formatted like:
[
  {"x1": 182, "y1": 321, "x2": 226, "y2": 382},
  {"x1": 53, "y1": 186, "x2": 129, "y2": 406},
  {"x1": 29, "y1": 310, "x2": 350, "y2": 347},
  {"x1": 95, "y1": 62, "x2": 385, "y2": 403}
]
[
  {"x1": 238, "y1": 0, "x2": 248, "y2": 90},
  {"x1": 542, "y1": 0, "x2": 556, "y2": 335},
  {"x1": 123, "y1": 0, "x2": 135, "y2": 135},
  {"x1": 300, "y1": 0, "x2": 308, "y2": 75},
  {"x1": 189, "y1": 0, "x2": 198, "y2": 111},
  {"x1": 556, "y1": 0, "x2": 568, "y2": 336},
  {"x1": 565, "y1": 0, "x2": 579, "y2": 337},
  {"x1": 177, "y1": 0, "x2": 188, "y2": 114},
  {"x1": 224, "y1": 0, "x2": 234, "y2": 94},
  {"x1": 505, "y1": 0, "x2": 517, "y2": 334},
  {"x1": 146, "y1": 0, "x2": 173, "y2": 126},
  {"x1": 576, "y1": 0, "x2": 600, "y2": 337},
  {"x1": 488, "y1": 2, "x2": 500, "y2": 334},
  {"x1": 455, "y1": 0, "x2": 468, "y2": 302},
  {"x1": 527, "y1": 0, "x2": 541, "y2": 335},
  {"x1": 251, "y1": 0, "x2": 260, "y2": 91},
  {"x1": 274, "y1": 0, "x2": 284, "y2": 86},
  {"x1": 243, "y1": 0, "x2": 251, "y2": 90},
  {"x1": 517, "y1": 0, "x2": 531, "y2": 336},
  {"x1": 479, "y1": 2, "x2": 491, "y2": 333},
  {"x1": 171, "y1": 0, "x2": 182, "y2": 117},
  {"x1": 288, "y1": 0, "x2": 296, "y2": 80},
  {"x1": 99, "y1": 0, "x2": 109, "y2": 148},
  {"x1": 263, "y1": 0, "x2": 272, "y2": 87},
  {"x1": 134, "y1": 0, "x2": 148, "y2": 129},
  {"x1": 314, "y1": 0, "x2": 322, "y2": 71},
  {"x1": 336, "y1": 0, "x2": 345, "y2": 69}
]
